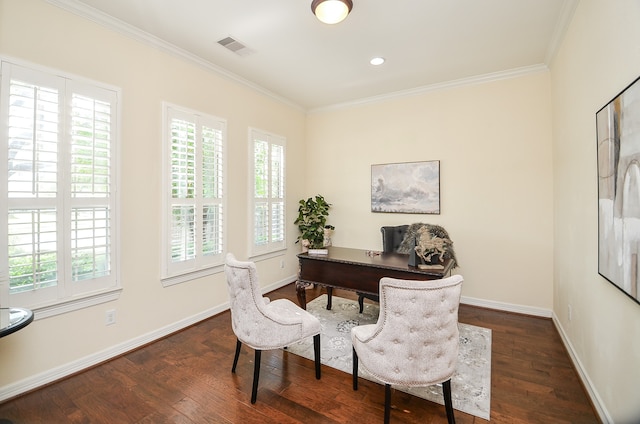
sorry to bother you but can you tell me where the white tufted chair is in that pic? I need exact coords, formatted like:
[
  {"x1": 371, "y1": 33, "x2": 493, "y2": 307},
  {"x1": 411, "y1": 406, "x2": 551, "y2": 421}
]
[
  {"x1": 351, "y1": 274, "x2": 463, "y2": 424},
  {"x1": 224, "y1": 253, "x2": 322, "y2": 403}
]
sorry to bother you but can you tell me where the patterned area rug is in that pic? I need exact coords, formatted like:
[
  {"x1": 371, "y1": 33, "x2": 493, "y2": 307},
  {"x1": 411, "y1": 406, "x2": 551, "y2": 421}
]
[{"x1": 286, "y1": 295, "x2": 491, "y2": 420}]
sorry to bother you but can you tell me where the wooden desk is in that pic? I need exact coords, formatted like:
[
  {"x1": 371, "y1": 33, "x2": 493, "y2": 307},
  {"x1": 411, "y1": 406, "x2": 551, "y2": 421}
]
[{"x1": 296, "y1": 246, "x2": 453, "y2": 309}]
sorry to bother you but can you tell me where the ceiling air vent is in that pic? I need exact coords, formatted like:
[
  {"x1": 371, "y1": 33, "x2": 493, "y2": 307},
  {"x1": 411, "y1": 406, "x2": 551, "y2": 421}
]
[{"x1": 217, "y1": 36, "x2": 254, "y2": 57}]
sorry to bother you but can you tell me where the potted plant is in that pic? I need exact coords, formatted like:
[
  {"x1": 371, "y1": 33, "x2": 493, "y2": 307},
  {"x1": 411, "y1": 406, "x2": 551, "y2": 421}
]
[{"x1": 295, "y1": 195, "x2": 332, "y2": 253}]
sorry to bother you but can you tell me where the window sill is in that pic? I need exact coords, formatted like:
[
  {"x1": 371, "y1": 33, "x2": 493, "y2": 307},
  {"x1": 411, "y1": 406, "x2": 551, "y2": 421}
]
[
  {"x1": 248, "y1": 248, "x2": 287, "y2": 262},
  {"x1": 161, "y1": 264, "x2": 224, "y2": 288},
  {"x1": 33, "y1": 287, "x2": 123, "y2": 320}
]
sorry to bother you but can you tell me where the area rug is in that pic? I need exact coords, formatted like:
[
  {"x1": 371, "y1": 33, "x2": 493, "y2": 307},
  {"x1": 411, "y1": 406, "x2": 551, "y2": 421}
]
[{"x1": 287, "y1": 295, "x2": 491, "y2": 420}]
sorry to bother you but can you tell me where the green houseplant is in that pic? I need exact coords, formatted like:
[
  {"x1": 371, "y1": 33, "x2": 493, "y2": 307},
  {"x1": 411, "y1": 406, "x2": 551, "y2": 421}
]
[{"x1": 295, "y1": 195, "x2": 332, "y2": 250}]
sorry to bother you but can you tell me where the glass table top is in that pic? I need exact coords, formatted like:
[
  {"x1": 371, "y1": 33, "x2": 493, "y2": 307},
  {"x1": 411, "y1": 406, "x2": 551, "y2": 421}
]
[{"x1": 0, "y1": 307, "x2": 34, "y2": 338}]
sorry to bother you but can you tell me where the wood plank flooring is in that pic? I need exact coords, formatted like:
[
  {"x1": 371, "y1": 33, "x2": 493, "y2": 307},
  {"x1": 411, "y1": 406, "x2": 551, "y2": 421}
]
[{"x1": 0, "y1": 284, "x2": 599, "y2": 423}]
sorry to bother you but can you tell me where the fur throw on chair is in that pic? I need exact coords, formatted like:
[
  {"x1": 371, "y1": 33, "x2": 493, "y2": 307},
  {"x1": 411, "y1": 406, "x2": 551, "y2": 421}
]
[{"x1": 397, "y1": 223, "x2": 459, "y2": 268}]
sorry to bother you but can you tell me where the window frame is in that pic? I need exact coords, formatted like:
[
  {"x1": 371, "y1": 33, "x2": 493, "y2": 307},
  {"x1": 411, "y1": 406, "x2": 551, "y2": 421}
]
[
  {"x1": 161, "y1": 102, "x2": 227, "y2": 286},
  {"x1": 0, "y1": 58, "x2": 122, "y2": 317},
  {"x1": 248, "y1": 127, "x2": 286, "y2": 258}
]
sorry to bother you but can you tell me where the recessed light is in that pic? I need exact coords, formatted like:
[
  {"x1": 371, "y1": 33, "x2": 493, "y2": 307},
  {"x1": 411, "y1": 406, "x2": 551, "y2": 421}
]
[{"x1": 370, "y1": 57, "x2": 385, "y2": 66}]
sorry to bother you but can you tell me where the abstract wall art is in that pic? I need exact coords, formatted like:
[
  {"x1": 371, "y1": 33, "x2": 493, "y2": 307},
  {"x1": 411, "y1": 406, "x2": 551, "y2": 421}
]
[{"x1": 597, "y1": 75, "x2": 640, "y2": 305}]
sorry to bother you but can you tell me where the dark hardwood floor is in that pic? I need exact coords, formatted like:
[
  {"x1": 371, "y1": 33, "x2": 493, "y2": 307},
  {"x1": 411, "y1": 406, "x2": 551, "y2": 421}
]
[{"x1": 0, "y1": 284, "x2": 599, "y2": 423}]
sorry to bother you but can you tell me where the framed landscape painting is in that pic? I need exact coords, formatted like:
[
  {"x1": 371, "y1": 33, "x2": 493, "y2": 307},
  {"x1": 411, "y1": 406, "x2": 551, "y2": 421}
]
[
  {"x1": 596, "y1": 75, "x2": 640, "y2": 305},
  {"x1": 371, "y1": 160, "x2": 440, "y2": 214}
]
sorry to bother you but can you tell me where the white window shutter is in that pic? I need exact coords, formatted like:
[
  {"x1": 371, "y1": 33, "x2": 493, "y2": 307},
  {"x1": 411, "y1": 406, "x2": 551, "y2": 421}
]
[
  {"x1": 250, "y1": 128, "x2": 286, "y2": 256},
  {"x1": 162, "y1": 104, "x2": 226, "y2": 281}
]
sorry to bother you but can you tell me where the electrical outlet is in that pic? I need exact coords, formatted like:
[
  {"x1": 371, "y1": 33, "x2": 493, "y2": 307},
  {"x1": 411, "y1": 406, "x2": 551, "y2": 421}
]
[
  {"x1": 105, "y1": 309, "x2": 116, "y2": 326},
  {"x1": 568, "y1": 304, "x2": 572, "y2": 322}
]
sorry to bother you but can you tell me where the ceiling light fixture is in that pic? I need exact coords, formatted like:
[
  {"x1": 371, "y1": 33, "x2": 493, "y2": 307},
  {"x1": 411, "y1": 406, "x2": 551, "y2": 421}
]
[
  {"x1": 370, "y1": 57, "x2": 385, "y2": 66},
  {"x1": 311, "y1": 0, "x2": 353, "y2": 24}
]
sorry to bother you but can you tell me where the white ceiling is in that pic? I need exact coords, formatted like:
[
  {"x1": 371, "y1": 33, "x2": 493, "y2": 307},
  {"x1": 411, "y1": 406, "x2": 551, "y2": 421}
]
[{"x1": 50, "y1": 0, "x2": 578, "y2": 110}]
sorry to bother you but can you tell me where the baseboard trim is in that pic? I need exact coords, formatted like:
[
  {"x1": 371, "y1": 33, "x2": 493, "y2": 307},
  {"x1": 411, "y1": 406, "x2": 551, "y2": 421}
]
[
  {"x1": 0, "y1": 276, "x2": 299, "y2": 403},
  {"x1": 461, "y1": 295, "x2": 552, "y2": 318},
  {"x1": 0, "y1": 302, "x2": 230, "y2": 403},
  {"x1": 551, "y1": 312, "x2": 611, "y2": 423},
  {"x1": 2, "y1": 277, "x2": 590, "y2": 411}
]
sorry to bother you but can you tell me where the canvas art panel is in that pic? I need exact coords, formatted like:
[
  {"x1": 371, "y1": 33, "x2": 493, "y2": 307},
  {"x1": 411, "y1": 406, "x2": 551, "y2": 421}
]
[
  {"x1": 371, "y1": 160, "x2": 440, "y2": 214},
  {"x1": 596, "y1": 75, "x2": 640, "y2": 305}
]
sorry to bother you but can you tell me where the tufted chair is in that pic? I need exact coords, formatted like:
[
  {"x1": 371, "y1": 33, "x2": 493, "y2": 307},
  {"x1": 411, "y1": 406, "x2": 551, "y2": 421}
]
[
  {"x1": 351, "y1": 274, "x2": 464, "y2": 424},
  {"x1": 224, "y1": 253, "x2": 322, "y2": 404}
]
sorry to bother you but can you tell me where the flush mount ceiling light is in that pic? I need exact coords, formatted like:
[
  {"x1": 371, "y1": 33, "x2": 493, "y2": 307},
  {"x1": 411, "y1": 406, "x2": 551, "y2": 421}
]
[
  {"x1": 370, "y1": 57, "x2": 385, "y2": 66},
  {"x1": 311, "y1": 0, "x2": 353, "y2": 24}
]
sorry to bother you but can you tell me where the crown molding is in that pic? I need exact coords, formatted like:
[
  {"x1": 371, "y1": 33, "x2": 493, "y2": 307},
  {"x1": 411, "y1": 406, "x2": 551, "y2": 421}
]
[
  {"x1": 544, "y1": 0, "x2": 580, "y2": 66},
  {"x1": 45, "y1": 0, "x2": 567, "y2": 114},
  {"x1": 308, "y1": 64, "x2": 550, "y2": 114},
  {"x1": 45, "y1": 0, "x2": 304, "y2": 111}
]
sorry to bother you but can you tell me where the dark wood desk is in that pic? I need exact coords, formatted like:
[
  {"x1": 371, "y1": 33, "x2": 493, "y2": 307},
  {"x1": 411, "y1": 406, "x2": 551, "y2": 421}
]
[{"x1": 296, "y1": 246, "x2": 453, "y2": 309}]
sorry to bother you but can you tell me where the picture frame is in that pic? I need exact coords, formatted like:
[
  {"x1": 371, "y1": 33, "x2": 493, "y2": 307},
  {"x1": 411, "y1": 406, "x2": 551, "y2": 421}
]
[
  {"x1": 596, "y1": 75, "x2": 640, "y2": 305},
  {"x1": 371, "y1": 160, "x2": 440, "y2": 214}
]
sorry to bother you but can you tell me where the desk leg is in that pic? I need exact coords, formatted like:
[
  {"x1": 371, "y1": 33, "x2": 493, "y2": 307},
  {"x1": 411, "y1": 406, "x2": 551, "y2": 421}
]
[{"x1": 295, "y1": 281, "x2": 308, "y2": 310}]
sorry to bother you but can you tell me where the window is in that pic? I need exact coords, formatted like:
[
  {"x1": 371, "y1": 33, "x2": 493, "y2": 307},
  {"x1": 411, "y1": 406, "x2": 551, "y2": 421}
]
[
  {"x1": 0, "y1": 60, "x2": 120, "y2": 314},
  {"x1": 249, "y1": 128, "x2": 285, "y2": 256},
  {"x1": 162, "y1": 103, "x2": 226, "y2": 285}
]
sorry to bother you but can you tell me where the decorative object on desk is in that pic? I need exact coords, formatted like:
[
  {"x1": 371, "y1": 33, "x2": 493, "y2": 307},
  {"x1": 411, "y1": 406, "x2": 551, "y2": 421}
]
[
  {"x1": 415, "y1": 226, "x2": 452, "y2": 263},
  {"x1": 399, "y1": 223, "x2": 458, "y2": 268},
  {"x1": 295, "y1": 195, "x2": 333, "y2": 250},
  {"x1": 286, "y1": 295, "x2": 492, "y2": 420},
  {"x1": 408, "y1": 238, "x2": 420, "y2": 267},
  {"x1": 323, "y1": 225, "x2": 334, "y2": 247},
  {"x1": 308, "y1": 248, "x2": 329, "y2": 255},
  {"x1": 371, "y1": 160, "x2": 440, "y2": 214},
  {"x1": 596, "y1": 74, "x2": 640, "y2": 305},
  {"x1": 418, "y1": 263, "x2": 445, "y2": 270}
]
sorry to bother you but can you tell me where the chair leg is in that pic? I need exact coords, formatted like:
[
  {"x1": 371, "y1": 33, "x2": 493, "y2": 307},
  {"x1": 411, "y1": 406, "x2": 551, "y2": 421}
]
[
  {"x1": 443, "y1": 379, "x2": 455, "y2": 424},
  {"x1": 251, "y1": 349, "x2": 261, "y2": 404},
  {"x1": 313, "y1": 334, "x2": 321, "y2": 379},
  {"x1": 384, "y1": 384, "x2": 391, "y2": 424},
  {"x1": 326, "y1": 286, "x2": 333, "y2": 310},
  {"x1": 358, "y1": 294, "x2": 364, "y2": 313},
  {"x1": 232, "y1": 338, "x2": 242, "y2": 373},
  {"x1": 352, "y1": 347, "x2": 359, "y2": 390}
]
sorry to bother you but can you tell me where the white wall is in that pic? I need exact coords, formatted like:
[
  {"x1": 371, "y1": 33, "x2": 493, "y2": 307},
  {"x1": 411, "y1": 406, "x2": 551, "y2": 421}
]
[
  {"x1": 306, "y1": 72, "x2": 555, "y2": 313},
  {"x1": 0, "y1": 0, "x2": 306, "y2": 394},
  {"x1": 551, "y1": 1, "x2": 640, "y2": 422}
]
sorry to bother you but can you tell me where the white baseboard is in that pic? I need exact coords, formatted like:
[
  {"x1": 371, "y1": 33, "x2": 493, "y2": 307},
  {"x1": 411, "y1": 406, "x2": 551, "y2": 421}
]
[
  {"x1": 262, "y1": 274, "x2": 298, "y2": 294},
  {"x1": 0, "y1": 302, "x2": 230, "y2": 403},
  {"x1": 461, "y1": 295, "x2": 552, "y2": 317},
  {"x1": 463, "y1": 296, "x2": 609, "y2": 422},
  {"x1": 2, "y1": 274, "x2": 606, "y2": 424},
  {"x1": 551, "y1": 312, "x2": 611, "y2": 424},
  {"x1": 0, "y1": 275, "x2": 298, "y2": 403}
]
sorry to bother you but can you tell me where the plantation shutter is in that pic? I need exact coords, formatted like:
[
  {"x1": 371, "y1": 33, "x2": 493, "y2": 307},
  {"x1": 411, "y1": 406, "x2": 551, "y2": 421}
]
[
  {"x1": 67, "y1": 82, "x2": 117, "y2": 293},
  {"x1": 165, "y1": 106, "x2": 225, "y2": 278},
  {"x1": 1, "y1": 62, "x2": 119, "y2": 308},
  {"x1": 251, "y1": 129, "x2": 285, "y2": 255},
  {"x1": 4, "y1": 69, "x2": 62, "y2": 305}
]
